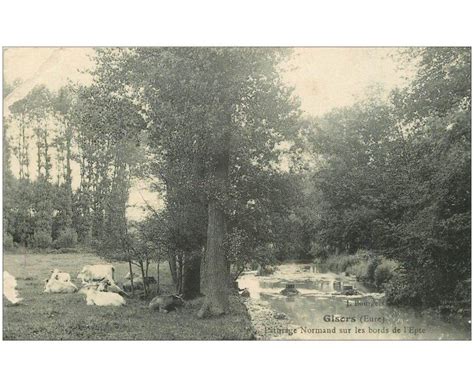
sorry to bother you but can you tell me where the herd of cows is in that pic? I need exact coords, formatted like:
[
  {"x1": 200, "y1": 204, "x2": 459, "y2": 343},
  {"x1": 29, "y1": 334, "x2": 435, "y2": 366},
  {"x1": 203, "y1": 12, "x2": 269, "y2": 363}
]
[{"x1": 3, "y1": 264, "x2": 184, "y2": 313}]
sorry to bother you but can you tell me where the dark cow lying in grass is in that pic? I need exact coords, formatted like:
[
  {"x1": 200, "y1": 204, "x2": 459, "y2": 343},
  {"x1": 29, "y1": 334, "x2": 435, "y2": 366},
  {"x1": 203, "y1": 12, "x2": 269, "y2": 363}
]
[
  {"x1": 149, "y1": 294, "x2": 184, "y2": 313},
  {"x1": 123, "y1": 272, "x2": 157, "y2": 292}
]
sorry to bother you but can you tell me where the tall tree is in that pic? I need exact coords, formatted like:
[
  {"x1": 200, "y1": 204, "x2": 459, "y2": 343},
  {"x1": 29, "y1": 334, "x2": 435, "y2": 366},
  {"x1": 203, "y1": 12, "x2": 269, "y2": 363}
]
[
  {"x1": 305, "y1": 48, "x2": 471, "y2": 311},
  {"x1": 9, "y1": 85, "x2": 55, "y2": 247},
  {"x1": 68, "y1": 80, "x2": 146, "y2": 249},
  {"x1": 89, "y1": 48, "x2": 300, "y2": 316},
  {"x1": 51, "y1": 87, "x2": 76, "y2": 240},
  {"x1": 387, "y1": 47, "x2": 471, "y2": 308}
]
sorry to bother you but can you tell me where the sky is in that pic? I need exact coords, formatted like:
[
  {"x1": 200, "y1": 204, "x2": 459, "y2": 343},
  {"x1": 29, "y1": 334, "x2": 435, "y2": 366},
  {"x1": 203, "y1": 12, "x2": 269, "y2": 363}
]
[
  {"x1": 3, "y1": 47, "x2": 411, "y2": 219},
  {"x1": 4, "y1": 47, "x2": 408, "y2": 116},
  {"x1": 284, "y1": 47, "x2": 408, "y2": 115}
]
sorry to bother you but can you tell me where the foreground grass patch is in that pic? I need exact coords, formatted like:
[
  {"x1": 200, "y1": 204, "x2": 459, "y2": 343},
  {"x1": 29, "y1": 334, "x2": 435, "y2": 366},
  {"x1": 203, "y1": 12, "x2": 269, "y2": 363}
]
[{"x1": 3, "y1": 253, "x2": 254, "y2": 340}]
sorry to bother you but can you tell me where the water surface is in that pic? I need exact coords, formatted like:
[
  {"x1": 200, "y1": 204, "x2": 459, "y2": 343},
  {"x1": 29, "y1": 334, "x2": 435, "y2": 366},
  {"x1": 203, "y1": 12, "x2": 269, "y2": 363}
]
[{"x1": 238, "y1": 264, "x2": 471, "y2": 340}]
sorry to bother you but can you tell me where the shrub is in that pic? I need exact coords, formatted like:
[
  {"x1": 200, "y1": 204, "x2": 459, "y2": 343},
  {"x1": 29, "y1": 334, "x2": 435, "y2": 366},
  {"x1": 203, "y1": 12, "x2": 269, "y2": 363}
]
[
  {"x1": 3, "y1": 232, "x2": 15, "y2": 250},
  {"x1": 309, "y1": 241, "x2": 329, "y2": 260},
  {"x1": 366, "y1": 255, "x2": 381, "y2": 284},
  {"x1": 324, "y1": 250, "x2": 399, "y2": 292},
  {"x1": 31, "y1": 230, "x2": 52, "y2": 249},
  {"x1": 53, "y1": 228, "x2": 78, "y2": 249},
  {"x1": 374, "y1": 259, "x2": 398, "y2": 289},
  {"x1": 323, "y1": 250, "x2": 372, "y2": 274},
  {"x1": 325, "y1": 253, "x2": 357, "y2": 273},
  {"x1": 385, "y1": 270, "x2": 422, "y2": 307},
  {"x1": 348, "y1": 261, "x2": 369, "y2": 281},
  {"x1": 441, "y1": 279, "x2": 471, "y2": 316}
]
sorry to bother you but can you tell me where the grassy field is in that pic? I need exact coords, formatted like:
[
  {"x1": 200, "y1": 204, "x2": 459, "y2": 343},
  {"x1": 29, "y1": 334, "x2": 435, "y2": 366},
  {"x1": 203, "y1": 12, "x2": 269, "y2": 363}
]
[{"x1": 3, "y1": 253, "x2": 254, "y2": 340}]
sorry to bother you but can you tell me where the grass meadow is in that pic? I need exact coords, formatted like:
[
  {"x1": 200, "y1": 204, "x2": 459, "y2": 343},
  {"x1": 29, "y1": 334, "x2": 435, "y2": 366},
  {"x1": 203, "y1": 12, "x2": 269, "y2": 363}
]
[{"x1": 3, "y1": 253, "x2": 254, "y2": 340}]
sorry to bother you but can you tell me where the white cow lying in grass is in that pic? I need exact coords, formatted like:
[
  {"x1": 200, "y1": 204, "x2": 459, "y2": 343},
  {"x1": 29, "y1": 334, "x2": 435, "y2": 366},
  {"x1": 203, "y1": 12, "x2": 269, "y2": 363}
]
[
  {"x1": 77, "y1": 264, "x2": 115, "y2": 284},
  {"x1": 49, "y1": 268, "x2": 71, "y2": 283},
  {"x1": 78, "y1": 264, "x2": 127, "y2": 295},
  {"x1": 95, "y1": 278, "x2": 128, "y2": 296},
  {"x1": 44, "y1": 269, "x2": 78, "y2": 293},
  {"x1": 3, "y1": 271, "x2": 23, "y2": 304},
  {"x1": 79, "y1": 281, "x2": 126, "y2": 307}
]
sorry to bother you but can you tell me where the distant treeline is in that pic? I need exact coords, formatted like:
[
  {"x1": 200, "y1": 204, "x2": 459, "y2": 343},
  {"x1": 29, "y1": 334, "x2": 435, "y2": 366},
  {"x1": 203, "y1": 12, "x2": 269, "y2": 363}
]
[{"x1": 3, "y1": 83, "x2": 135, "y2": 252}]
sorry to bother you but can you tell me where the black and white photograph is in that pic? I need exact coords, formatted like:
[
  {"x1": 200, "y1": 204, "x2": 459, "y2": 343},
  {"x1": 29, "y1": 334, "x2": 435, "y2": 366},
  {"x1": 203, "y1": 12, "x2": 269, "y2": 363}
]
[{"x1": 2, "y1": 46, "x2": 471, "y2": 341}]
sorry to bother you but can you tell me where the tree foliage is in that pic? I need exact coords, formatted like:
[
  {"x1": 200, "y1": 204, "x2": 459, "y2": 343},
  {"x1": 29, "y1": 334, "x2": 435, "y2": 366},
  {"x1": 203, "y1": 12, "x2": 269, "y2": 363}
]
[
  {"x1": 302, "y1": 48, "x2": 470, "y2": 311},
  {"x1": 3, "y1": 48, "x2": 469, "y2": 317}
]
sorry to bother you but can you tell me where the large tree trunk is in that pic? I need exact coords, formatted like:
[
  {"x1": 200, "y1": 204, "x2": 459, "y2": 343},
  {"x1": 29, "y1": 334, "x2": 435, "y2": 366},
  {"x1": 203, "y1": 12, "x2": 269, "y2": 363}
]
[
  {"x1": 177, "y1": 253, "x2": 183, "y2": 295},
  {"x1": 198, "y1": 149, "x2": 230, "y2": 318},
  {"x1": 65, "y1": 130, "x2": 73, "y2": 228},
  {"x1": 128, "y1": 260, "x2": 135, "y2": 295},
  {"x1": 139, "y1": 261, "x2": 148, "y2": 297},
  {"x1": 182, "y1": 251, "x2": 201, "y2": 300},
  {"x1": 168, "y1": 255, "x2": 179, "y2": 293},
  {"x1": 156, "y1": 260, "x2": 160, "y2": 295}
]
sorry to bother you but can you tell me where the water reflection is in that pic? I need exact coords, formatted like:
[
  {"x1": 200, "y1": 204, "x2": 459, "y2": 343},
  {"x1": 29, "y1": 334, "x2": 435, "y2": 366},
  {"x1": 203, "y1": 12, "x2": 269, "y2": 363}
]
[{"x1": 239, "y1": 264, "x2": 471, "y2": 340}]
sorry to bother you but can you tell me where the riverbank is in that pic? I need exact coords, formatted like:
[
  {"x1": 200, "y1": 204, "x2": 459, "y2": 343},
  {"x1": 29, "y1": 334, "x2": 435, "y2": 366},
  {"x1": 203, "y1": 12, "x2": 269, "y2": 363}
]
[{"x1": 242, "y1": 298, "x2": 296, "y2": 340}]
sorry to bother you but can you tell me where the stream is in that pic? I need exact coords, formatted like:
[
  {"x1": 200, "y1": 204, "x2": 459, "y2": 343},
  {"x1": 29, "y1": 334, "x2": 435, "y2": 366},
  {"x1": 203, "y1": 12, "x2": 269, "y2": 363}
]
[{"x1": 238, "y1": 263, "x2": 471, "y2": 340}]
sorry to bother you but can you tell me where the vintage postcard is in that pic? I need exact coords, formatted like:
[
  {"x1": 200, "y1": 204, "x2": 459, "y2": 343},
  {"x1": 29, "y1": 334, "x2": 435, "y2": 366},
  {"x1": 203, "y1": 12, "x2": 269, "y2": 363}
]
[{"x1": 2, "y1": 47, "x2": 471, "y2": 340}]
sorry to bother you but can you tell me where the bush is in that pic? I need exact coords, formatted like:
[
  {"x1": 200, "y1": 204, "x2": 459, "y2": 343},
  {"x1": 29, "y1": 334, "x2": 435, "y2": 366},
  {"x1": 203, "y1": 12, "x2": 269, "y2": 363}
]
[
  {"x1": 325, "y1": 253, "x2": 357, "y2": 273},
  {"x1": 385, "y1": 270, "x2": 422, "y2": 307},
  {"x1": 374, "y1": 259, "x2": 398, "y2": 289},
  {"x1": 348, "y1": 261, "x2": 369, "y2": 281},
  {"x1": 3, "y1": 232, "x2": 15, "y2": 250},
  {"x1": 309, "y1": 241, "x2": 329, "y2": 260},
  {"x1": 31, "y1": 230, "x2": 52, "y2": 249},
  {"x1": 366, "y1": 255, "x2": 381, "y2": 283},
  {"x1": 323, "y1": 250, "x2": 372, "y2": 274},
  {"x1": 53, "y1": 228, "x2": 78, "y2": 249},
  {"x1": 441, "y1": 279, "x2": 471, "y2": 316},
  {"x1": 323, "y1": 250, "x2": 399, "y2": 292}
]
